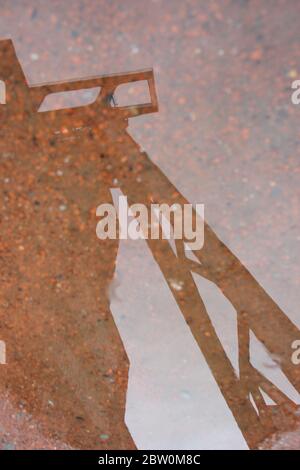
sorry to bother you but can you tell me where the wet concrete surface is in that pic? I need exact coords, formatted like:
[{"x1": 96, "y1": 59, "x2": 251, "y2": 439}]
[{"x1": 0, "y1": 0, "x2": 300, "y2": 450}]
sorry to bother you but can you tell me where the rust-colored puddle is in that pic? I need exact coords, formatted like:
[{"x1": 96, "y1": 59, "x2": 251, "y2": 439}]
[{"x1": 0, "y1": 2, "x2": 300, "y2": 450}]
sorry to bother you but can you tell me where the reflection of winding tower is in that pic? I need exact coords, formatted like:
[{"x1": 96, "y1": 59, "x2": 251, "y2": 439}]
[{"x1": 0, "y1": 39, "x2": 299, "y2": 449}]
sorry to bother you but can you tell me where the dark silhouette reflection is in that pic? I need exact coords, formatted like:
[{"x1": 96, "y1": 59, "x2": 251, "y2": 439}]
[{"x1": 0, "y1": 39, "x2": 299, "y2": 449}]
